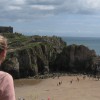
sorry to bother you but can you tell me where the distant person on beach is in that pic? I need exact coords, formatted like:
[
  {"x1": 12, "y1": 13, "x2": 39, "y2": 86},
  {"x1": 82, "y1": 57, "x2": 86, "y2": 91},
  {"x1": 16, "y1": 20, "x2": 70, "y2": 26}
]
[{"x1": 0, "y1": 35, "x2": 16, "y2": 100}]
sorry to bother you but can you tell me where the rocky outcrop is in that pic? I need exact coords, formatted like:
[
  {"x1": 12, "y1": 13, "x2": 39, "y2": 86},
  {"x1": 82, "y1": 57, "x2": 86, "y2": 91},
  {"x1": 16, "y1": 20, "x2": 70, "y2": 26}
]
[
  {"x1": 0, "y1": 34, "x2": 99, "y2": 78},
  {"x1": 1, "y1": 54, "x2": 20, "y2": 79},
  {"x1": 1, "y1": 35, "x2": 66, "y2": 78},
  {"x1": 50, "y1": 44, "x2": 96, "y2": 73}
]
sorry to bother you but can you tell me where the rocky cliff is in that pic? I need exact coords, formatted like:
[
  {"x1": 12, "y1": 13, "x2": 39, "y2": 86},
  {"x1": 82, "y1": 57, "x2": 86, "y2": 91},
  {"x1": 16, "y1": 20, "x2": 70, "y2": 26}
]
[
  {"x1": 50, "y1": 44, "x2": 96, "y2": 73},
  {"x1": 0, "y1": 33, "x2": 99, "y2": 78},
  {"x1": 1, "y1": 33, "x2": 66, "y2": 78}
]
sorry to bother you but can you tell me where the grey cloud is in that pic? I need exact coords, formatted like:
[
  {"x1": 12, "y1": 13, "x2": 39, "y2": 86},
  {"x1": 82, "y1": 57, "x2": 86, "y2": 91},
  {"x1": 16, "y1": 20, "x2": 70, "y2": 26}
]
[
  {"x1": 55, "y1": 0, "x2": 100, "y2": 14},
  {"x1": 0, "y1": 0, "x2": 100, "y2": 21},
  {"x1": 26, "y1": 0, "x2": 64, "y2": 5}
]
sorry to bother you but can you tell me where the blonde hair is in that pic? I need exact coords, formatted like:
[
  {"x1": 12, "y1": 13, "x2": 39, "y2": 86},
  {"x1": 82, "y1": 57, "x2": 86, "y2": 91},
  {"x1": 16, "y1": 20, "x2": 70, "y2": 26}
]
[{"x1": 0, "y1": 35, "x2": 7, "y2": 52}]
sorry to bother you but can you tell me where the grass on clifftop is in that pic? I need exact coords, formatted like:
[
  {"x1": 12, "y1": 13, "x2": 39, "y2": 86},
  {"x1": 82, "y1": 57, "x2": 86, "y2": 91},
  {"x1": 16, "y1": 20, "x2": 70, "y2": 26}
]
[{"x1": 1, "y1": 32, "x2": 66, "y2": 53}]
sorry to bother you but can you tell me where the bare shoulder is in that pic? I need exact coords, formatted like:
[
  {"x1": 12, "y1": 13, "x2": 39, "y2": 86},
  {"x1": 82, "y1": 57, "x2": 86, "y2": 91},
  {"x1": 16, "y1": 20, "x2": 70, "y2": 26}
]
[{"x1": 0, "y1": 71, "x2": 13, "y2": 80}]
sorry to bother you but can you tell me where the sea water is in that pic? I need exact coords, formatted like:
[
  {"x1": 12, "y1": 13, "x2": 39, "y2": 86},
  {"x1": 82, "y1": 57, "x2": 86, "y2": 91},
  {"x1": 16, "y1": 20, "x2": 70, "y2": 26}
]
[{"x1": 62, "y1": 37, "x2": 100, "y2": 55}]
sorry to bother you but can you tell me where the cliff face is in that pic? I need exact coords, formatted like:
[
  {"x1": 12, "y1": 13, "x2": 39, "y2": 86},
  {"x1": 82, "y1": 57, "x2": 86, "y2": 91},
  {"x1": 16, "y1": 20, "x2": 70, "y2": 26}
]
[
  {"x1": 1, "y1": 33, "x2": 98, "y2": 78},
  {"x1": 1, "y1": 34, "x2": 66, "y2": 78},
  {"x1": 51, "y1": 44, "x2": 96, "y2": 73}
]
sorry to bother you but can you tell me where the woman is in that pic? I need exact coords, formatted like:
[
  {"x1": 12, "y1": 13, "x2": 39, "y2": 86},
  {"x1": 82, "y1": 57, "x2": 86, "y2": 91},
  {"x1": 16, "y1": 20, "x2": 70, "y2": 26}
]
[{"x1": 0, "y1": 35, "x2": 16, "y2": 100}]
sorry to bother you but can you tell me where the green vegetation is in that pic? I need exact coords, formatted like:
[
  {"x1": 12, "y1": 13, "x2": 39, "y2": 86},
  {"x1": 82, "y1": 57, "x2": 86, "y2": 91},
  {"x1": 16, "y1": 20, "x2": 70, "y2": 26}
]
[{"x1": 1, "y1": 32, "x2": 65, "y2": 53}]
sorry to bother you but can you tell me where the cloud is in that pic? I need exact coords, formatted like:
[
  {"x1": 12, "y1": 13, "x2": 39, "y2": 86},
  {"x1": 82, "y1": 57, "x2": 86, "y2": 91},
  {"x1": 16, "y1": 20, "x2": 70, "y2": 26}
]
[
  {"x1": 1, "y1": 0, "x2": 100, "y2": 21},
  {"x1": 30, "y1": 5, "x2": 55, "y2": 10}
]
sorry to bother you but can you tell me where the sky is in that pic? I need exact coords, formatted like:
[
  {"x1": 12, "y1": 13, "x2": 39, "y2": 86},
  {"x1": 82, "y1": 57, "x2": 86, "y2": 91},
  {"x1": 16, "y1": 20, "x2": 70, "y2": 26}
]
[{"x1": 1, "y1": 0, "x2": 100, "y2": 37}]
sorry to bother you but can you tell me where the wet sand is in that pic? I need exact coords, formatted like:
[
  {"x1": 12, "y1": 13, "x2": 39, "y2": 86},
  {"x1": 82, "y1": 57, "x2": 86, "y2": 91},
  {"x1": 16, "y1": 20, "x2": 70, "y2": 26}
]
[{"x1": 15, "y1": 75, "x2": 100, "y2": 100}]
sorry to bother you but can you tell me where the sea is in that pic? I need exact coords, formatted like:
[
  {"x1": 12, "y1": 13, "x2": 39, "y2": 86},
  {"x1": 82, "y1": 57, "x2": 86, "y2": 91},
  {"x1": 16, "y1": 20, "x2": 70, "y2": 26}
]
[{"x1": 62, "y1": 37, "x2": 100, "y2": 56}]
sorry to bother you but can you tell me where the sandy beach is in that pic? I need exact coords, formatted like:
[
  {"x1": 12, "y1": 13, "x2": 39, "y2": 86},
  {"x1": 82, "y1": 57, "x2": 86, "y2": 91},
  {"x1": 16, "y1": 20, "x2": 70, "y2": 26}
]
[{"x1": 15, "y1": 75, "x2": 100, "y2": 100}]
